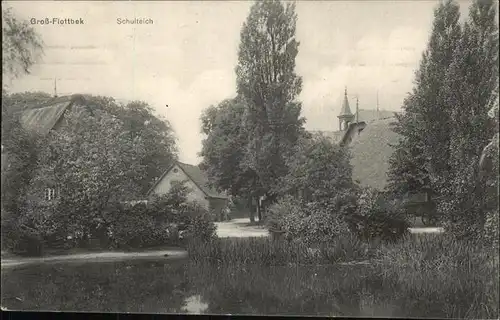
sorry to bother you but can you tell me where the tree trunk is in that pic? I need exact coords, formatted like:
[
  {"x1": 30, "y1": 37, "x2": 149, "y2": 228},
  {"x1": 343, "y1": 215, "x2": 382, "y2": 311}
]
[
  {"x1": 248, "y1": 195, "x2": 255, "y2": 223},
  {"x1": 257, "y1": 196, "x2": 262, "y2": 222}
]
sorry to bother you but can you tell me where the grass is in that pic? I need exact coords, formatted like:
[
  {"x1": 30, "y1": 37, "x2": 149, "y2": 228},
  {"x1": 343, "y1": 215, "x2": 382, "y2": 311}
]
[
  {"x1": 187, "y1": 233, "x2": 378, "y2": 266},
  {"x1": 187, "y1": 233, "x2": 499, "y2": 319}
]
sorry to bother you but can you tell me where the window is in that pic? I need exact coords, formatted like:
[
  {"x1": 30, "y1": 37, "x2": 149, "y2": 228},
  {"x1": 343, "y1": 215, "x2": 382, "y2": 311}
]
[
  {"x1": 173, "y1": 168, "x2": 179, "y2": 173},
  {"x1": 45, "y1": 188, "x2": 56, "y2": 201}
]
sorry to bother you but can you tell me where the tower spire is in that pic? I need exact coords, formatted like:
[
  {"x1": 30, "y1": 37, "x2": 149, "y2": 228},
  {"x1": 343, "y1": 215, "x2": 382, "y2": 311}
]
[
  {"x1": 54, "y1": 78, "x2": 58, "y2": 97},
  {"x1": 338, "y1": 86, "x2": 355, "y2": 131},
  {"x1": 376, "y1": 90, "x2": 379, "y2": 120}
]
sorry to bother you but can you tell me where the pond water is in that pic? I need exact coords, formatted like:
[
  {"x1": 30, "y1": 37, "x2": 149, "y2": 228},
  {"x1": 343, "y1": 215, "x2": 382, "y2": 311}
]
[{"x1": 0, "y1": 258, "x2": 464, "y2": 317}]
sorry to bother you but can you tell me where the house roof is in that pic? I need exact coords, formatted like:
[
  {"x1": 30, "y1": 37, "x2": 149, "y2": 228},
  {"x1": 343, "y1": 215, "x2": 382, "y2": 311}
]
[
  {"x1": 18, "y1": 94, "x2": 89, "y2": 135},
  {"x1": 147, "y1": 161, "x2": 228, "y2": 199},
  {"x1": 348, "y1": 117, "x2": 401, "y2": 190},
  {"x1": 354, "y1": 109, "x2": 397, "y2": 124},
  {"x1": 308, "y1": 130, "x2": 345, "y2": 143}
]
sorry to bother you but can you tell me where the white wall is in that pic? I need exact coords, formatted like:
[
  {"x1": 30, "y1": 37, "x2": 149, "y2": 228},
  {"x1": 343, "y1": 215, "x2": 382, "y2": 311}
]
[{"x1": 151, "y1": 164, "x2": 209, "y2": 210}]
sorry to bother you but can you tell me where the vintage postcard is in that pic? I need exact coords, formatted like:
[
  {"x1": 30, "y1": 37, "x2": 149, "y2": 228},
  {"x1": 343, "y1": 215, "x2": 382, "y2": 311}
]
[{"x1": 1, "y1": 0, "x2": 498, "y2": 318}]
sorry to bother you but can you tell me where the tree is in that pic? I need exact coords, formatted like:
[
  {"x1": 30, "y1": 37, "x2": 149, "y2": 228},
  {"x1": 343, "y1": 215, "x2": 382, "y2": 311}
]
[
  {"x1": 279, "y1": 135, "x2": 354, "y2": 205},
  {"x1": 199, "y1": 98, "x2": 257, "y2": 220},
  {"x1": 235, "y1": 0, "x2": 306, "y2": 220},
  {"x1": 439, "y1": 0, "x2": 499, "y2": 239},
  {"x1": 2, "y1": 7, "x2": 44, "y2": 86},
  {"x1": 387, "y1": 0, "x2": 462, "y2": 204},
  {"x1": 267, "y1": 135, "x2": 357, "y2": 243},
  {"x1": 31, "y1": 107, "x2": 148, "y2": 240},
  {"x1": 103, "y1": 99, "x2": 178, "y2": 194}
]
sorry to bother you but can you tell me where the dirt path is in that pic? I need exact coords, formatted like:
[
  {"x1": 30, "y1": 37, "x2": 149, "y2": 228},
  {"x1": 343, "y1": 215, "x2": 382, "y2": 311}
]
[
  {"x1": 1, "y1": 249, "x2": 187, "y2": 269},
  {"x1": 215, "y1": 218, "x2": 443, "y2": 237},
  {"x1": 215, "y1": 218, "x2": 269, "y2": 238}
]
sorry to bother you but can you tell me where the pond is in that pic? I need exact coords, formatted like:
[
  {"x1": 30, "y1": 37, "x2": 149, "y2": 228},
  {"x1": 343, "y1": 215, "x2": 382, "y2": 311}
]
[{"x1": 0, "y1": 257, "x2": 479, "y2": 317}]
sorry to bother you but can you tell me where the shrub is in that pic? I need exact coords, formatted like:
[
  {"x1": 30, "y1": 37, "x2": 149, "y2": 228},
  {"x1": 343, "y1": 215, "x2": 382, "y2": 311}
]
[
  {"x1": 2, "y1": 201, "x2": 64, "y2": 256},
  {"x1": 182, "y1": 202, "x2": 217, "y2": 242},
  {"x1": 106, "y1": 202, "x2": 173, "y2": 250},
  {"x1": 351, "y1": 188, "x2": 410, "y2": 242},
  {"x1": 265, "y1": 195, "x2": 303, "y2": 231}
]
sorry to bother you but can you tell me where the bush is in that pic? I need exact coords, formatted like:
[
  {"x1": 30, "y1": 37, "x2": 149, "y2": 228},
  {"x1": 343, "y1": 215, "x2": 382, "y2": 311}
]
[
  {"x1": 106, "y1": 202, "x2": 174, "y2": 250},
  {"x1": 266, "y1": 195, "x2": 354, "y2": 245},
  {"x1": 1, "y1": 202, "x2": 64, "y2": 256},
  {"x1": 351, "y1": 188, "x2": 410, "y2": 242},
  {"x1": 182, "y1": 202, "x2": 217, "y2": 242},
  {"x1": 265, "y1": 195, "x2": 303, "y2": 231}
]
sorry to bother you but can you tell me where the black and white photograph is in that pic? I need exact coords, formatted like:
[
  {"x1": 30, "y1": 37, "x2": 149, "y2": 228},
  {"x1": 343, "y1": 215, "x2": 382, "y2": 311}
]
[{"x1": 1, "y1": 0, "x2": 499, "y2": 318}]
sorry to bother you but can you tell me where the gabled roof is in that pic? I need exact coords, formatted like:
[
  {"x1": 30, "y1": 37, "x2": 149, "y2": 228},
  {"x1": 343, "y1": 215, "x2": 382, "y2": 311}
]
[
  {"x1": 354, "y1": 109, "x2": 397, "y2": 124},
  {"x1": 18, "y1": 94, "x2": 89, "y2": 135},
  {"x1": 348, "y1": 117, "x2": 401, "y2": 190},
  {"x1": 147, "y1": 161, "x2": 228, "y2": 199},
  {"x1": 308, "y1": 130, "x2": 345, "y2": 143}
]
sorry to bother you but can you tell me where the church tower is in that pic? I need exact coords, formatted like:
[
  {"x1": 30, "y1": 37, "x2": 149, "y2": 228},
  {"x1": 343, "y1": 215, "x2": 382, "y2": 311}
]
[{"x1": 338, "y1": 87, "x2": 355, "y2": 131}]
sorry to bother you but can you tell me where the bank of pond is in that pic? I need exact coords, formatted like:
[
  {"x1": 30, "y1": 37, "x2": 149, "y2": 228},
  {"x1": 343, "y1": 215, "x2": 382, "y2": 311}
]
[{"x1": 1, "y1": 234, "x2": 498, "y2": 318}]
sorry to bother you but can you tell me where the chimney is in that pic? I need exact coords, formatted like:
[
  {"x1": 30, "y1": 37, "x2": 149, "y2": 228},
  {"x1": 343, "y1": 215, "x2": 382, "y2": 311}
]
[{"x1": 54, "y1": 78, "x2": 58, "y2": 97}]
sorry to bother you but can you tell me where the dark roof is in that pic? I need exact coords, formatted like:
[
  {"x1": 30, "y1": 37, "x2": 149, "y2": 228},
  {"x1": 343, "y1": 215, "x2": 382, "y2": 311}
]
[
  {"x1": 148, "y1": 161, "x2": 228, "y2": 199},
  {"x1": 309, "y1": 130, "x2": 345, "y2": 143},
  {"x1": 354, "y1": 109, "x2": 397, "y2": 124},
  {"x1": 18, "y1": 94, "x2": 89, "y2": 135},
  {"x1": 349, "y1": 117, "x2": 401, "y2": 190}
]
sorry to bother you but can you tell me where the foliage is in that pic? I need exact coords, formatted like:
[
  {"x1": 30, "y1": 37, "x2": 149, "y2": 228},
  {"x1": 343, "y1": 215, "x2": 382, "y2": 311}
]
[
  {"x1": 237, "y1": 0, "x2": 306, "y2": 202},
  {"x1": 201, "y1": 0, "x2": 307, "y2": 222},
  {"x1": 30, "y1": 108, "x2": 147, "y2": 240},
  {"x1": 200, "y1": 98, "x2": 249, "y2": 197},
  {"x1": 2, "y1": 7, "x2": 44, "y2": 84},
  {"x1": 1, "y1": 93, "x2": 178, "y2": 254},
  {"x1": 102, "y1": 99, "x2": 178, "y2": 194},
  {"x1": 187, "y1": 234, "x2": 498, "y2": 318},
  {"x1": 266, "y1": 136, "x2": 357, "y2": 244},
  {"x1": 374, "y1": 233, "x2": 499, "y2": 319},
  {"x1": 350, "y1": 188, "x2": 410, "y2": 242},
  {"x1": 438, "y1": 0, "x2": 499, "y2": 239},
  {"x1": 387, "y1": 0, "x2": 462, "y2": 201},
  {"x1": 105, "y1": 181, "x2": 215, "y2": 249},
  {"x1": 187, "y1": 236, "x2": 372, "y2": 267},
  {"x1": 481, "y1": 130, "x2": 498, "y2": 248},
  {"x1": 265, "y1": 195, "x2": 302, "y2": 230}
]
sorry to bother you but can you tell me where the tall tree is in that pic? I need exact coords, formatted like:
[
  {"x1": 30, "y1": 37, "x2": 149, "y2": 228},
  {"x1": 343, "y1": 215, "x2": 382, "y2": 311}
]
[
  {"x1": 235, "y1": 0, "x2": 306, "y2": 220},
  {"x1": 387, "y1": 0, "x2": 462, "y2": 203},
  {"x1": 2, "y1": 7, "x2": 44, "y2": 86},
  {"x1": 439, "y1": 0, "x2": 499, "y2": 239}
]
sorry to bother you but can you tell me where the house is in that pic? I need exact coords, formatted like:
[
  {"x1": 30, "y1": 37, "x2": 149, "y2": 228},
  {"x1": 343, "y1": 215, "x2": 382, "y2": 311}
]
[
  {"x1": 311, "y1": 88, "x2": 434, "y2": 224},
  {"x1": 1, "y1": 94, "x2": 93, "y2": 203},
  {"x1": 310, "y1": 87, "x2": 396, "y2": 145},
  {"x1": 147, "y1": 161, "x2": 229, "y2": 221}
]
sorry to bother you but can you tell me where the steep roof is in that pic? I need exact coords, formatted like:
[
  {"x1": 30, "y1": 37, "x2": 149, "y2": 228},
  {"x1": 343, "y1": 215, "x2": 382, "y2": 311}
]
[
  {"x1": 148, "y1": 161, "x2": 228, "y2": 199},
  {"x1": 18, "y1": 94, "x2": 89, "y2": 135},
  {"x1": 309, "y1": 130, "x2": 345, "y2": 143},
  {"x1": 354, "y1": 109, "x2": 397, "y2": 124},
  {"x1": 339, "y1": 88, "x2": 353, "y2": 117},
  {"x1": 349, "y1": 117, "x2": 401, "y2": 190}
]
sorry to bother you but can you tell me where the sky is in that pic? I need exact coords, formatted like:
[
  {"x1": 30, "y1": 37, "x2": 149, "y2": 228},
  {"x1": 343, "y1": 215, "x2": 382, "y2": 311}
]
[{"x1": 4, "y1": 0, "x2": 472, "y2": 165}]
